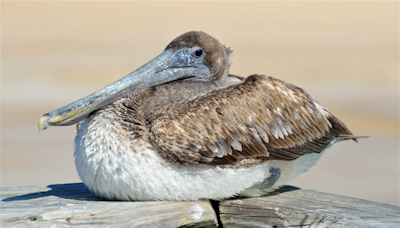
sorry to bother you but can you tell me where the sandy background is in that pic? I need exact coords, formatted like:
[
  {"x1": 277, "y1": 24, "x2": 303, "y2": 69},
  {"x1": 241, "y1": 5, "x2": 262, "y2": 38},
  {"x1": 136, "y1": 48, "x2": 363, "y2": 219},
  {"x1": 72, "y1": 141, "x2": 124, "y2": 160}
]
[{"x1": 1, "y1": 1, "x2": 399, "y2": 205}]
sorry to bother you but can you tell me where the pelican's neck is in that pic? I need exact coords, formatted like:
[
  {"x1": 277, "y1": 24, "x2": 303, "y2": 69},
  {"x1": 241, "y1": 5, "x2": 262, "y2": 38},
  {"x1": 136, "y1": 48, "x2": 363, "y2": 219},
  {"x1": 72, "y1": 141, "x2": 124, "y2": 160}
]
[
  {"x1": 134, "y1": 80, "x2": 219, "y2": 123},
  {"x1": 104, "y1": 46, "x2": 233, "y2": 128}
]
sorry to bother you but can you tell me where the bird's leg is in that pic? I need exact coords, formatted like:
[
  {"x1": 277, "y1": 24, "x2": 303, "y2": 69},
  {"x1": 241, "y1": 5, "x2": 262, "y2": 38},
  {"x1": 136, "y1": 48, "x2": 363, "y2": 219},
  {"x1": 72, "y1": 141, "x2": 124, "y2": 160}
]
[{"x1": 254, "y1": 167, "x2": 281, "y2": 189}]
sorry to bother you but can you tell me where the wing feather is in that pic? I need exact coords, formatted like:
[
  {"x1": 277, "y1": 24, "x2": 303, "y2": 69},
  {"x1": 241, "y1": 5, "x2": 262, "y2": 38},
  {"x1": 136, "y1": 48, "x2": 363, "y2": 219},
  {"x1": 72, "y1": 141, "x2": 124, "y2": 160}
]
[{"x1": 150, "y1": 74, "x2": 352, "y2": 165}]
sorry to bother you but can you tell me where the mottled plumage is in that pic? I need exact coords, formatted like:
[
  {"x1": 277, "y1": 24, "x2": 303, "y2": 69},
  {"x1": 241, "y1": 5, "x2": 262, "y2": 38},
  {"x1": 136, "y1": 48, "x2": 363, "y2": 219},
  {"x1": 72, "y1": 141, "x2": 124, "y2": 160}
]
[
  {"x1": 151, "y1": 74, "x2": 353, "y2": 166},
  {"x1": 40, "y1": 31, "x2": 362, "y2": 201}
]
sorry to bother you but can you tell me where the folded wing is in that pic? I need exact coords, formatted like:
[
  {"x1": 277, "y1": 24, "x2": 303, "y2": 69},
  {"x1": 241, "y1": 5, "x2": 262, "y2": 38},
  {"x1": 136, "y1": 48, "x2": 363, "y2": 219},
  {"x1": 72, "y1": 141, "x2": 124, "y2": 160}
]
[{"x1": 150, "y1": 74, "x2": 353, "y2": 165}]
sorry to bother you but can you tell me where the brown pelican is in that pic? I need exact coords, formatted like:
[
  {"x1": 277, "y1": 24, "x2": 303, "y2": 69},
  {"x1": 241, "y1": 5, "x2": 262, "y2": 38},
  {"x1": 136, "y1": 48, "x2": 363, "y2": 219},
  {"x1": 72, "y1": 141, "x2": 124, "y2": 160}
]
[{"x1": 38, "y1": 31, "x2": 361, "y2": 201}]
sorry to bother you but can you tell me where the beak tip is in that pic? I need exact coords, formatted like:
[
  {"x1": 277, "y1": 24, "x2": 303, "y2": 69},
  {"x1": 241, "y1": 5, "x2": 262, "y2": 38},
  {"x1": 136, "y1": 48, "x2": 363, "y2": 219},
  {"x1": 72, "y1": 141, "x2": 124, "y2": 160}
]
[{"x1": 38, "y1": 114, "x2": 50, "y2": 132}]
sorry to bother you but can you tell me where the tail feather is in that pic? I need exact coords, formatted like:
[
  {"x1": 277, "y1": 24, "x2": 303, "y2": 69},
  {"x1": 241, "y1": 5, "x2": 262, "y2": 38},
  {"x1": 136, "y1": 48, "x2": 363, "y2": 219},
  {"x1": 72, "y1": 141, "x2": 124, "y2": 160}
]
[
  {"x1": 327, "y1": 113, "x2": 369, "y2": 143},
  {"x1": 335, "y1": 135, "x2": 369, "y2": 143}
]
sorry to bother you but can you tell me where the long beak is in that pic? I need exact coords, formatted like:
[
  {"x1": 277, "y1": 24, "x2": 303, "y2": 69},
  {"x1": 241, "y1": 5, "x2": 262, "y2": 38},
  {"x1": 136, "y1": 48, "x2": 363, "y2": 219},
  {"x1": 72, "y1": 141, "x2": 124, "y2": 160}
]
[{"x1": 38, "y1": 49, "x2": 205, "y2": 131}]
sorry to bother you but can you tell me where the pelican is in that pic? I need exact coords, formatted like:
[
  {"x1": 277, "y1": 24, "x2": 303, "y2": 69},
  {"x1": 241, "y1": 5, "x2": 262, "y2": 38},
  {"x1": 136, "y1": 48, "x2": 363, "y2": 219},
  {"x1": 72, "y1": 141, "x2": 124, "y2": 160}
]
[{"x1": 39, "y1": 31, "x2": 361, "y2": 201}]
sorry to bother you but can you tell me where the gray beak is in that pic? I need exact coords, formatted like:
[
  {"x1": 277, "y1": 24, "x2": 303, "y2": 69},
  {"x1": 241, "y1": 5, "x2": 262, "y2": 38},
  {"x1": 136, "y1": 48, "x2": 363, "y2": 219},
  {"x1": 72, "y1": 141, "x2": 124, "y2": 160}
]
[{"x1": 38, "y1": 48, "x2": 210, "y2": 131}]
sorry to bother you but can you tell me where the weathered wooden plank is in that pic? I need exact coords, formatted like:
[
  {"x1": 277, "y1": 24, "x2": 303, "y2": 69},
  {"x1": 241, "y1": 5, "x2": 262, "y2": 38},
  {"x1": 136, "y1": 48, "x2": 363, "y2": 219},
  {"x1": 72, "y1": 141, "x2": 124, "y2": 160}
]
[
  {"x1": 2, "y1": 183, "x2": 399, "y2": 228},
  {"x1": 219, "y1": 186, "x2": 400, "y2": 228},
  {"x1": 0, "y1": 183, "x2": 218, "y2": 228}
]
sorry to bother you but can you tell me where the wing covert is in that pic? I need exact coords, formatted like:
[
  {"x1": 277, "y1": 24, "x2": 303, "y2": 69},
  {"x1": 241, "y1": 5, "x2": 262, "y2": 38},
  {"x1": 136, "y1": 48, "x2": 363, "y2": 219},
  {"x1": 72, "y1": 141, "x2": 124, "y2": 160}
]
[{"x1": 150, "y1": 74, "x2": 338, "y2": 165}]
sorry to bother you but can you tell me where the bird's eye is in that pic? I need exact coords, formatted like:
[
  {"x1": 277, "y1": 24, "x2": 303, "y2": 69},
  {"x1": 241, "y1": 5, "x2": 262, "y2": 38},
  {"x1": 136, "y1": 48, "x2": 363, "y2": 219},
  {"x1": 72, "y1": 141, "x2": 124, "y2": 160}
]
[{"x1": 194, "y1": 49, "x2": 203, "y2": 57}]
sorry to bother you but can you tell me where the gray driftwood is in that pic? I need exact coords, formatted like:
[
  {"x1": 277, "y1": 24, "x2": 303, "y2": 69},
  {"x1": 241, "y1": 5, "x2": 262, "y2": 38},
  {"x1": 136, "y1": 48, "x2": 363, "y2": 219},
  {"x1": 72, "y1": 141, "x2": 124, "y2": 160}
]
[
  {"x1": 1, "y1": 183, "x2": 399, "y2": 228},
  {"x1": 0, "y1": 183, "x2": 217, "y2": 227},
  {"x1": 219, "y1": 186, "x2": 400, "y2": 228}
]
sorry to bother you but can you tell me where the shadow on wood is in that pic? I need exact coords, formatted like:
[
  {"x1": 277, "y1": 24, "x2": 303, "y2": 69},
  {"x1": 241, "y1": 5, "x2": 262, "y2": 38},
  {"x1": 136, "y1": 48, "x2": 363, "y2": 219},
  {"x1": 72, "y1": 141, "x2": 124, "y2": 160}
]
[{"x1": 2, "y1": 183, "x2": 100, "y2": 202}]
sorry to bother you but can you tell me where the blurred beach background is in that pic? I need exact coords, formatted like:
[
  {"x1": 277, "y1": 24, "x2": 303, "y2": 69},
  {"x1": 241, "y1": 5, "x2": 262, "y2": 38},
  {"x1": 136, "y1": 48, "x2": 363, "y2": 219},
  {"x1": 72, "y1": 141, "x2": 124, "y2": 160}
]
[{"x1": 1, "y1": 1, "x2": 399, "y2": 205}]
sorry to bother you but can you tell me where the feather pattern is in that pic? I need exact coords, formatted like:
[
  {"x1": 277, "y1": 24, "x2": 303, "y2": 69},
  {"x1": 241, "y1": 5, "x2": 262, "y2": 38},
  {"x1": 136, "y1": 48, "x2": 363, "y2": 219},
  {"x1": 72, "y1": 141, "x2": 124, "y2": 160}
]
[{"x1": 150, "y1": 74, "x2": 349, "y2": 165}]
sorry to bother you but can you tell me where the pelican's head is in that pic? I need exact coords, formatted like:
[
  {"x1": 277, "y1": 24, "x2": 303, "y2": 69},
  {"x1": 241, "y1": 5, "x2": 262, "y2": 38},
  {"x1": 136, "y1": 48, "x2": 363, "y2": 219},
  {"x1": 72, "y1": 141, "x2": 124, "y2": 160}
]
[{"x1": 39, "y1": 31, "x2": 230, "y2": 131}]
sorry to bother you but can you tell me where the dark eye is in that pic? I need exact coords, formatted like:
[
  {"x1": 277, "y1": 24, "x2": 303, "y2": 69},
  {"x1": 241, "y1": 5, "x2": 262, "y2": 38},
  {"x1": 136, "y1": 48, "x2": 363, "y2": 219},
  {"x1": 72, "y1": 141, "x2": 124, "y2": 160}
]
[{"x1": 194, "y1": 49, "x2": 203, "y2": 57}]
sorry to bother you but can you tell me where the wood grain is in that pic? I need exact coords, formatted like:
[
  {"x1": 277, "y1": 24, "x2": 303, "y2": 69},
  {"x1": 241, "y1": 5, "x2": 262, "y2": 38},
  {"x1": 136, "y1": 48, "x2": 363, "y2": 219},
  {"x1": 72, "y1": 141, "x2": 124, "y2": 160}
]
[
  {"x1": 219, "y1": 186, "x2": 400, "y2": 228},
  {"x1": 1, "y1": 184, "x2": 399, "y2": 227},
  {"x1": 0, "y1": 183, "x2": 217, "y2": 228}
]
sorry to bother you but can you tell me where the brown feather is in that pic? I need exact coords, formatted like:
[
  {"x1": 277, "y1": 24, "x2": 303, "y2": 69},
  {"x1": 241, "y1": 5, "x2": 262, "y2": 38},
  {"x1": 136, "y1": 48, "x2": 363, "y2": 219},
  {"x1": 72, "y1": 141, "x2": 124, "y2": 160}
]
[{"x1": 150, "y1": 74, "x2": 351, "y2": 165}]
